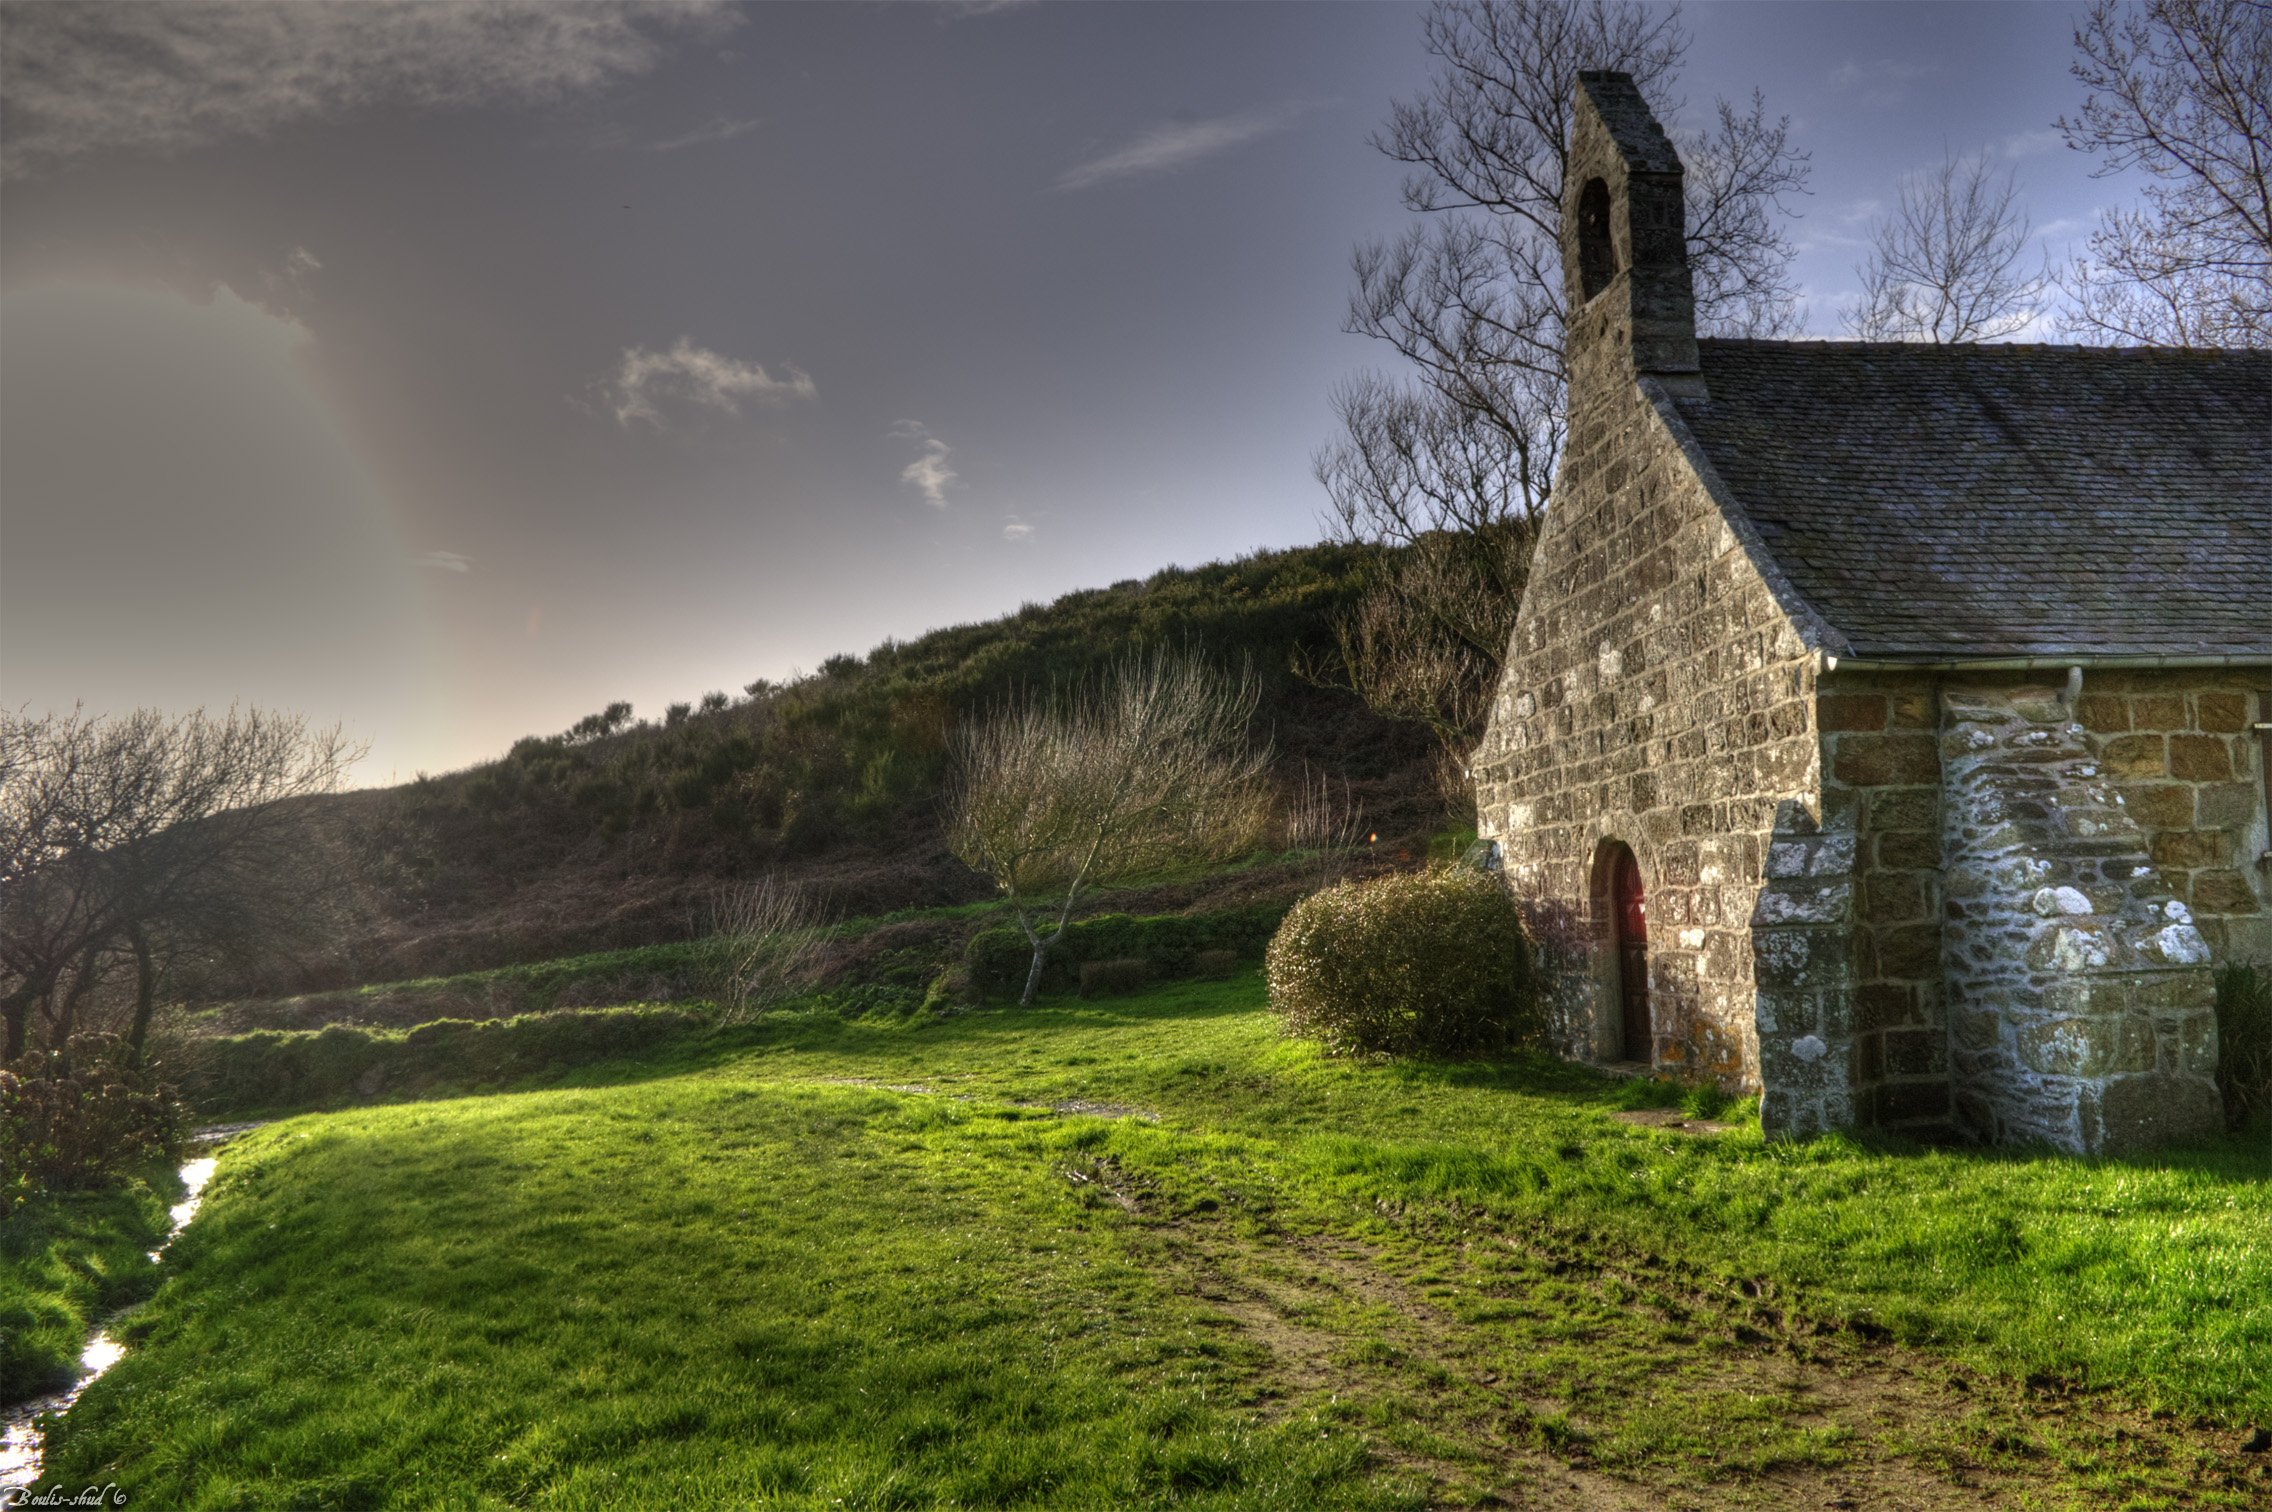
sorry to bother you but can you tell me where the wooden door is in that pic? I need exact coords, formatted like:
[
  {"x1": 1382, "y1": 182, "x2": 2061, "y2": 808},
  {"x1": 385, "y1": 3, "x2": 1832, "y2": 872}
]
[{"x1": 1612, "y1": 847, "x2": 1651, "y2": 1063}]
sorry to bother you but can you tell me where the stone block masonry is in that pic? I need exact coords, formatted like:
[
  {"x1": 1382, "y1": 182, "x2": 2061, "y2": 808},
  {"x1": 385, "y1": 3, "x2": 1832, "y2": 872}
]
[
  {"x1": 1814, "y1": 672, "x2": 1950, "y2": 1136},
  {"x1": 2072, "y1": 672, "x2": 2270, "y2": 963},
  {"x1": 1468, "y1": 70, "x2": 2265, "y2": 1153},
  {"x1": 1751, "y1": 800, "x2": 1858, "y2": 1136},
  {"x1": 1474, "y1": 71, "x2": 1838, "y2": 1120},
  {"x1": 1938, "y1": 685, "x2": 2222, "y2": 1153}
]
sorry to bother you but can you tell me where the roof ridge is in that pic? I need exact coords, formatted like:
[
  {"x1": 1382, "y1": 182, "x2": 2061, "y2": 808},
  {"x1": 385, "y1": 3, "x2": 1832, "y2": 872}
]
[{"x1": 1695, "y1": 337, "x2": 2272, "y2": 359}]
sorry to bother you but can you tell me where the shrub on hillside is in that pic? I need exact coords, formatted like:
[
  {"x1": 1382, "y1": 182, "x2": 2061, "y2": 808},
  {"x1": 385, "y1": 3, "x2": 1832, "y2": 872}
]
[
  {"x1": 698, "y1": 877, "x2": 827, "y2": 1023},
  {"x1": 1266, "y1": 868, "x2": 1535, "y2": 1057},
  {"x1": 2214, "y1": 961, "x2": 2271, "y2": 1130},
  {"x1": 1, "y1": 1037, "x2": 184, "y2": 1206},
  {"x1": 963, "y1": 904, "x2": 1288, "y2": 1000},
  {"x1": 1078, "y1": 959, "x2": 1156, "y2": 999}
]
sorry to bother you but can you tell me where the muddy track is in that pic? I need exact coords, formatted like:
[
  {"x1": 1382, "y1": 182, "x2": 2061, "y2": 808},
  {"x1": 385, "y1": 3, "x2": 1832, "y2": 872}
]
[{"x1": 1132, "y1": 1214, "x2": 2268, "y2": 1509}]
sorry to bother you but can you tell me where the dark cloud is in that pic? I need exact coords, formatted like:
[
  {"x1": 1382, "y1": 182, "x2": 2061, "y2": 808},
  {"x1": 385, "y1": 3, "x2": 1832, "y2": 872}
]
[{"x1": 0, "y1": 0, "x2": 736, "y2": 179}]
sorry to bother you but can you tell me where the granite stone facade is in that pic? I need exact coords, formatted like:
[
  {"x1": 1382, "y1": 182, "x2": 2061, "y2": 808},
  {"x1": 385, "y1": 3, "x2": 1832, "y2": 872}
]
[{"x1": 1471, "y1": 74, "x2": 2271, "y2": 1154}]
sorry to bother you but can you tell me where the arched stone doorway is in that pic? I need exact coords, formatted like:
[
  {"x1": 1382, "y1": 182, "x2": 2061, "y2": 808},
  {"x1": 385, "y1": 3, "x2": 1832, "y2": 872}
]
[{"x1": 1593, "y1": 840, "x2": 1651, "y2": 1064}]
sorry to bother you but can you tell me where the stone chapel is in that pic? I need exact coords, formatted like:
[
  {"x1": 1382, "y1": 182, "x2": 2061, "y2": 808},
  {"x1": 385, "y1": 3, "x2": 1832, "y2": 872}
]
[{"x1": 1471, "y1": 73, "x2": 2272, "y2": 1154}]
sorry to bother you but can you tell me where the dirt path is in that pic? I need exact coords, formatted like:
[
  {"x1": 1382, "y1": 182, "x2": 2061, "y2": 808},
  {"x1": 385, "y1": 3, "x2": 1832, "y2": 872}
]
[{"x1": 1128, "y1": 1213, "x2": 2268, "y2": 1509}]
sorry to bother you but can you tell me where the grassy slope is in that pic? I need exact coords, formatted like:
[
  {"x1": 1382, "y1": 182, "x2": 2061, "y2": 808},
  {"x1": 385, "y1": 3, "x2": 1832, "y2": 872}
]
[
  {"x1": 40, "y1": 978, "x2": 2270, "y2": 1508},
  {"x1": 298, "y1": 543, "x2": 1438, "y2": 993},
  {"x1": 1, "y1": 1174, "x2": 173, "y2": 1404}
]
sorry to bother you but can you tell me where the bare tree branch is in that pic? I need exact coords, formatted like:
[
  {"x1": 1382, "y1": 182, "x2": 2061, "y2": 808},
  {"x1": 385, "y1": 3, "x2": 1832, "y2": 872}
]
[
  {"x1": 1, "y1": 705, "x2": 363, "y2": 1061},
  {"x1": 1846, "y1": 151, "x2": 2051, "y2": 343},
  {"x1": 1319, "y1": 0, "x2": 1807, "y2": 785},
  {"x1": 2057, "y1": 0, "x2": 2272, "y2": 345}
]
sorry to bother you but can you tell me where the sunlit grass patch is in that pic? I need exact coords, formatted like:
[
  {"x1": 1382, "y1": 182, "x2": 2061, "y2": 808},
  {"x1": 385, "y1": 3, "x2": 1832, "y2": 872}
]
[{"x1": 31, "y1": 971, "x2": 2272, "y2": 1507}]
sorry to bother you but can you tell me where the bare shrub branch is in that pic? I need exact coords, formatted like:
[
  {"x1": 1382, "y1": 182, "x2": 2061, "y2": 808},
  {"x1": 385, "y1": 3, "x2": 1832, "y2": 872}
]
[
  {"x1": 702, "y1": 876, "x2": 826, "y2": 1023},
  {"x1": 1281, "y1": 765, "x2": 1371, "y2": 890},
  {"x1": 946, "y1": 651, "x2": 1274, "y2": 1005}
]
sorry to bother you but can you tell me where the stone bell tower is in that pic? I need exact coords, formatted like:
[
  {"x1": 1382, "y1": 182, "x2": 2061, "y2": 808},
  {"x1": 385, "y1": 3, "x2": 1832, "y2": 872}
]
[{"x1": 1562, "y1": 71, "x2": 1701, "y2": 406}]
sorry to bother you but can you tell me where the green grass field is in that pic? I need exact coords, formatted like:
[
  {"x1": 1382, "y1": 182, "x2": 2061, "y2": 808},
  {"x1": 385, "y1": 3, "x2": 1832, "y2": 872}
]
[
  {"x1": 1, "y1": 1177, "x2": 172, "y2": 1404},
  {"x1": 31, "y1": 976, "x2": 2272, "y2": 1508}
]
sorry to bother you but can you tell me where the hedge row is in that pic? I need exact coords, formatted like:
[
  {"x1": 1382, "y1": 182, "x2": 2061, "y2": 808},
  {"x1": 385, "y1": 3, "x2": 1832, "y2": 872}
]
[
  {"x1": 160, "y1": 1006, "x2": 710, "y2": 1120},
  {"x1": 963, "y1": 903, "x2": 1288, "y2": 999}
]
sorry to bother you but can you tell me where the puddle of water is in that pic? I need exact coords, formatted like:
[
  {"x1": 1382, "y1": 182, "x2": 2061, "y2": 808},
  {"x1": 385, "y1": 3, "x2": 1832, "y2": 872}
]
[{"x1": 2, "y1": 1127, "x2": 259, "y2": 1498}]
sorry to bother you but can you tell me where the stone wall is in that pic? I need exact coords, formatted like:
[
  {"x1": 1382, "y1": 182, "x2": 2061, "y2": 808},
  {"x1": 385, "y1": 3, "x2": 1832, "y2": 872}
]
[
  {"x1": 1750, "y1": 800, "x2": 1858, "y2": 1135},
  {"x1": 1472, "y1": 374, "x2": 1823, "y2": 1092},
  {"x1": 1939, "y1": 684, "x2": 2223, "y2": 1152},
  {"x1": 1815, "y1": 672, "x2": 1953, "y2": 1134},
  {"x1": 1473, "y1": 73, "x2": 1828, "y2": 1106},
  {"x1": 2075, "y1": 672, "x2": 2270, "y2": 962}
]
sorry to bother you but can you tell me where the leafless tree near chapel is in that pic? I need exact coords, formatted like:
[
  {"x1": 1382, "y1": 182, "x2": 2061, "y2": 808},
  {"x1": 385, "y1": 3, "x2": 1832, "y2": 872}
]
[{"x1": 2058, "y1": 0, "x2": 2272, "y2": 346}]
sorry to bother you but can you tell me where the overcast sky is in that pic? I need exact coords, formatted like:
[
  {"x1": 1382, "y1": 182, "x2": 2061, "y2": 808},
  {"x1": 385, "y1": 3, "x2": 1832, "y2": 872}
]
[{"x1": 0, "y1": 1, "x2": 2135, "y2": 784}]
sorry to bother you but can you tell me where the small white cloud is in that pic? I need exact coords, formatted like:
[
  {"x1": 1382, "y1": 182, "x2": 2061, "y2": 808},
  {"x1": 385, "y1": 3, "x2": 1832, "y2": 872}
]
[
  {"x1": 649, "y1": 114, "x2": 760, "y2": 151},
  {"x1": 1055, "y1": 101, "x2": 1316, "y2": 192},
  {"x1": 1825, "y1": 58, "x2": 1940, "y2": 108},
  {"x1": 893, "y1": 421, "x2": 957, "y2": 507},
  {"x1": 417, "y1": 550, "x2": 474, "y2": 573},
  {"x1": 599, "y1": 337, "x2": 815, "y2": 428},
  {"x1": 1828, "y1": 58, "x2": 1939, "y2": 89},
  {"x1": 1996, "y1": 127, "x2": 2065, "y2": 161},
  {"x1": 1001, "y1": 516, "x2": 1033, "y2": 541}
]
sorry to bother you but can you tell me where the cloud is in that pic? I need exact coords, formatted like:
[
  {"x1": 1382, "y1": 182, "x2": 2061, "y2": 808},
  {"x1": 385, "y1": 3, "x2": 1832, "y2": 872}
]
[
  {"x1": 1825, "y1": 58, "x2": 1941, "y2": 108},
  {"x1": 1995, "y1": 127, "x2": 2066, "y2": 161},
  {"x1": 0, "y1": 0, "x2": 736, "y2": 179},
  {"x1": 1001, "y1": 516, "x2": 1034, "y2": 541},
  {"x1": 946, "y1": 0, "x2": 1040, "y2": 17},
  {"x1": 904, "y1": 446, "x2": 956, "y2": 504},
  {"x1": 893, "y1": 421, "x2": 957, "y2": 507},
  {"x1": 599, "y1": 337, "x2": 815, "y2": 428},
  {"x1": 252, "y1": 244, "x2": 323, "y2": 316},
  {"x1": 649, "y1": 114, "x2": 761, "y2": 152},
  {"x1": 416, "y1": 550, "x2": 474, "y2": 573},
  {"x1": 1054, "y1": 101, "x2": 1315, "y2": 192}
]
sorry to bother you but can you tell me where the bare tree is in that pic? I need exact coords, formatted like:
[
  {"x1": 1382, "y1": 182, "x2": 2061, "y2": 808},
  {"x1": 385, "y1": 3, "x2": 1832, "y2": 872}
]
[
  {"x1": 1329, "y1": 526, "x2": 1534, "y2": 799},
  {"x1": 947, "y1": 652, "x2": 1274, "y2": 1005},
  {"x1": 1845, "y1": 151, "x2": 2052, "y2": 343},
  {"x1": 1316, "y1": 0, "x2": 1808, "y2": 777},
  {"x1": 0, "y1": 706, "x2": 361, "y2": 1061},
  {"x1": 1281, "y1": 765, "x2": 1371, "y2": 889},
  {"x1": 701, "y1": 875, "x2": 827, "y2": 1023},
  {"x1": 2057, "y1": 0, "x2": 2272, "y2": 346}
]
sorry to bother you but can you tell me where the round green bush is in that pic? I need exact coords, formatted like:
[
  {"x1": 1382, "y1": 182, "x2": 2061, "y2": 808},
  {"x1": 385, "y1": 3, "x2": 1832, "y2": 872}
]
[{"x1": 1266, "y1": 867, "x2": 1536, "y2": 1056}]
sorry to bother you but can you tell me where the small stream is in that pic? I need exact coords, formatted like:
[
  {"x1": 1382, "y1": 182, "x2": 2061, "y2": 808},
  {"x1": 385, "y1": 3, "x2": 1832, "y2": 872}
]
[{"x1": 0, "y1": 1126, "x2": 258, "y2": 1498}]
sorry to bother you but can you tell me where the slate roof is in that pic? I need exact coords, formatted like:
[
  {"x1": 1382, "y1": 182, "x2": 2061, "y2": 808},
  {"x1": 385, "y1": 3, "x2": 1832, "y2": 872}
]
[{"x1": 1675, "y1": 341, "x2": 2272, "y2": 659}]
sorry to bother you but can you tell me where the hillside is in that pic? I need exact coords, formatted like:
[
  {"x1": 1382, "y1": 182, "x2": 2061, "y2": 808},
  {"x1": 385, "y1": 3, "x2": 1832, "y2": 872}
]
[{"x1": 290, "y1": 543, "x2": 1440, "y2": 994}]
